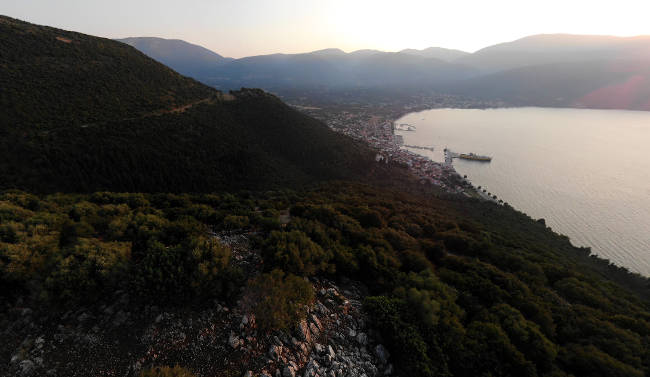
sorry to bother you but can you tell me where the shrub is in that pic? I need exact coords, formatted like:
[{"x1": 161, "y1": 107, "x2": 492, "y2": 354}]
[
  {"x1": 248, "y1": 269, "x2": 314, "y2": 331},
  {"x1": 399, "y1": 250, "x2": 432, "y2": 273},
  {"x1": 45, "y1": 239, "x2": 131, "y2": 302},
  {"x1": 132, "y1": 235, "x2": 231, "y2": 299},
  {"x1": 0, "y1": 221, "x2": 22, "y2": 243},
  {"x1": 223, "y1": 214, "x2": 249, "y2": 230},
  {"x1": 262, "y1": 230, "x2": 333, "y2": 275},
  {"x1": 363, "y1": 295, "x2": 442, "y2": 377}
]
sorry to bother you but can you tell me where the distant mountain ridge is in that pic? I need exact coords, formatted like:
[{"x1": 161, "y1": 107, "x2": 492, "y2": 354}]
[
  {"x1": 201, "y1": 48, "x2": 477, "y2": 90},
  {"x1": 457, "y1": 33, "x2": 650, "y2": 73},
  {"x1": 447, "y1": 34, "x2": 650, "y2": 110},
  {"x1": 117, "y1": 37, "x2": 233, "y2": 78},
  {"x1": 117, "y1": 33, "x2": 650, "y2": 111},
  {"x1": 115, "y1": 38, "x2": 478, "y2": 90}
]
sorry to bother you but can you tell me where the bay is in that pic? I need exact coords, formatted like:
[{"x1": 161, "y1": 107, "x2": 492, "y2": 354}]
[{"x1": 396, "y1": 107, "x2": 650, "y2": 276}]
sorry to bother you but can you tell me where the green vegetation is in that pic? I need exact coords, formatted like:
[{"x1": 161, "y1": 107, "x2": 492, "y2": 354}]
[
  {"x1": 248, "y1": 269, "x2": 314, "y2": 331},
  {"x1": 0, "y1": 190, "x2": 243, "y2": 304},
  {"x1": 0, "y1": 15, "x2": 374, "y2": 193},
  {"x1": 2, "y1": 184, "x2": 648, "y2": 376},
  {"x1": 0, "y1": 16, "x2": 212, "y2": 129},
  {"x1": 2, "y1": 14, "x2": 650, "y2": 377}
]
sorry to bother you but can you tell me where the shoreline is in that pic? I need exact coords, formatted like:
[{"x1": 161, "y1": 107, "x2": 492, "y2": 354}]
[
  {"x1": 297, "y1": 101, "x2": 650, "y2": 277},
  {"x1": 391, "y1": 107, "x2": 650, "y2": 277}
]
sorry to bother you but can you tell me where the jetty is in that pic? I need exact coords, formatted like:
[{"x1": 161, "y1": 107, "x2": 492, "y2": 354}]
[{"x1": 444, "y1": 148, "x2": 459, "y2": 166}]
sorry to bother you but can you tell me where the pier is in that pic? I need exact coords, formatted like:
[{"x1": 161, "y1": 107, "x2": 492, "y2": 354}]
[{"x1": 444, "y1": 149, "x2": 459, "y2": 166}]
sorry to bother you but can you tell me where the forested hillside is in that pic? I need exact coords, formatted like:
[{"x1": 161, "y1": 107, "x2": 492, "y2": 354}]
[
  {"x1": 1, "y1": 185, "x2": 648, "y2": 376},
  {"x1": 0, "y1": 16, "x2": 374, "y2": 192},
  {"x1": 0, "y1": 16, "x2": 213, "y2": 129}
]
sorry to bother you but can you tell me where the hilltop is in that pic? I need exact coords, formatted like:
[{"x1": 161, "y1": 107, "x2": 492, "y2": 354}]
[
  {"x1": 0, "y1": 15, "x2": 374, "y2": 192},
  {"x1": 117, "y1": 37, "x2": 233, "y2": 78},
  {"x1": 0, "y1": 16, "x2": 213, "y2": 129}
]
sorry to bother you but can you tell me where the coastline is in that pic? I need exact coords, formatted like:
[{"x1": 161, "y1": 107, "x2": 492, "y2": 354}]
[{"x1": 391, "y1": 106, "x2": 650, "y2": 277}]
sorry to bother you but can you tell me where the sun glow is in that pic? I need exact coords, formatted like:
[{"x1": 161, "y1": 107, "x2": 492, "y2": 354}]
[{"x1": 2, "y1": 0, "x2": 650, "y2": 57}]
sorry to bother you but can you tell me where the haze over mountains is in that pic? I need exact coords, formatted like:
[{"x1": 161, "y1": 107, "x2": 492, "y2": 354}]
[
  {"x1": 120, "y1": 34, "x2": 650, "y2": 111},
  {"x1": 118, "y1": 37, "x2": 233, "y2": 78},
  {"x1": 457, "y1": 34, "x2": 650, "y2": 73},
  {"x1": 399, "y1": 46, "x2": 470, "y2": 61}
]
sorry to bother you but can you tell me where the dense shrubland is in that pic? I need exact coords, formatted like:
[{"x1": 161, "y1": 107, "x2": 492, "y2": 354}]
[{"x1": 1, "y1": 183, "x2": 648, "y2": 377}]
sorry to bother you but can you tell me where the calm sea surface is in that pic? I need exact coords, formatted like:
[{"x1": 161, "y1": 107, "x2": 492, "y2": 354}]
[{"x1": 395, "y1": 107, "x2": 650, "y2": 276}]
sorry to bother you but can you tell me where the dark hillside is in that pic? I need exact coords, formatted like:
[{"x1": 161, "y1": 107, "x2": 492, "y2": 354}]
[
  {"x1": 0, "y1": 16, "x2": 213, "y2": 129},
  {"x1": 0, "y1": 16, "x2": 374, "y2": 192}
]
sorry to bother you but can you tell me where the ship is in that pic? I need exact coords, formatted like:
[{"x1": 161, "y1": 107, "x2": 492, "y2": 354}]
[{"x1": 458, "y1": 153, "x2": 492, "y2": 162}]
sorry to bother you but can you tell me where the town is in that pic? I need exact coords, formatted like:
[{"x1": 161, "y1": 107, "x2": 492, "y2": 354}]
[{"x1": 290, "y1": 92, "x2": 506, "y2": 199}]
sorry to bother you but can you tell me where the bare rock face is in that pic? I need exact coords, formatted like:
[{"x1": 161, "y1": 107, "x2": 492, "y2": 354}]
[
  {"x1": 296, "y1": 320, "x2": 312, "y2": 343},
  {"x1": 229, "y1": 331, "x2": 241, "y2": 348},
  {"x1": 269, "y1": 344, "x2": 283, "y2": 361},
  {"x1": 252, "y1": 278, "x2": 390, "y2": 377},
  {"x1": 283, "y1": 365, "x2": 296, "y2": 377},
  {"x1": 19, "y1": 360, "x2": 36, "y2": 376},
  {"x1": 374, "y1": 344, "x2": 390, "y2": 365}
]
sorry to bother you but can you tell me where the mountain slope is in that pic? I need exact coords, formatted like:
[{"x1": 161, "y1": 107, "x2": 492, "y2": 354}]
[
  {"x1": 447, "y1": 60, "x2": 650, "y2": 110},
  {"x1": 117, "y1": 37, "x2": 233, "y2": 78},
  {"x1": 457, "y1": 34, "x2": 650, "y2": 73},
  {"x1": 0, "y1": 17, "x2": 215, "y2": 129},
  {"x1": 0, "y1": 16, "x2": 373, "y2": 192}
]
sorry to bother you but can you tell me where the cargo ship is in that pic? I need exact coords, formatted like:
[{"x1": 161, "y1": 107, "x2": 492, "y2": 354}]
[{"x1": 458, "y1": 153, "x2": 492, "y2": 162}]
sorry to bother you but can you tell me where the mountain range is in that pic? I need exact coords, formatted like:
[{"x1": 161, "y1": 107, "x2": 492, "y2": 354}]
[{"x1": 119, "y1": 34, "x2": 650, "y2": 111}]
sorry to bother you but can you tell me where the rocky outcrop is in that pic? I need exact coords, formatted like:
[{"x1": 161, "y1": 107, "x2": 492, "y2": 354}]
[
  {"x1": 240, "y1": 278, "x2": 392, "y2": 377},
  {"x1": 1, "y1": 233, "x2": 392, "y2": 377}
]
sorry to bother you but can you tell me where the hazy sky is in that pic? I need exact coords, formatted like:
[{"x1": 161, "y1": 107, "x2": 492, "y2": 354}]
[{"x1": 2, "y1": 0, "x2": 650, "y2": 57}]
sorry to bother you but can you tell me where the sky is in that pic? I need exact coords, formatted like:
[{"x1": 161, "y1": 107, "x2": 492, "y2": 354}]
[{"x1": 2, "y1": 0, "x2": 650, "y2": 58}]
